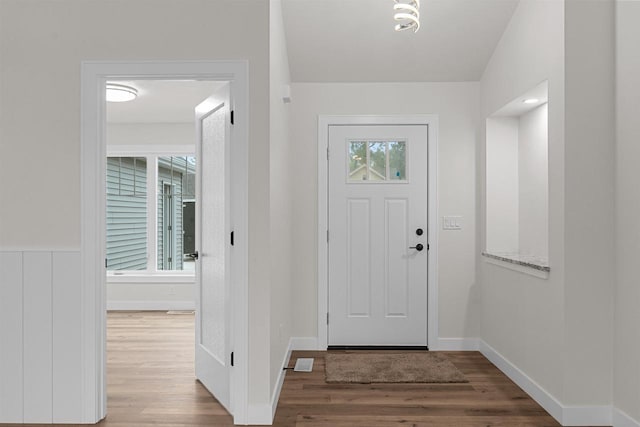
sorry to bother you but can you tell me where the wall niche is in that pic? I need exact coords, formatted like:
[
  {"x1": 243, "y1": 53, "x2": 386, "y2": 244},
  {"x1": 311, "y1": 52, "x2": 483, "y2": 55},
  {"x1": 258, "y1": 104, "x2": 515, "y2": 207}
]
[{"x1": 484, "y1": 81, "x2": 549, "y2": 274}]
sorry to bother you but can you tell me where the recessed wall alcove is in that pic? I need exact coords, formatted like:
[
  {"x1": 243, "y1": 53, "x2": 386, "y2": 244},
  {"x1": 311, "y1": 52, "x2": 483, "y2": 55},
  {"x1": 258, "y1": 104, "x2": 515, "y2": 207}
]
[{"x1": 484, "y1": 81, "x2": 549, "y2": 276}]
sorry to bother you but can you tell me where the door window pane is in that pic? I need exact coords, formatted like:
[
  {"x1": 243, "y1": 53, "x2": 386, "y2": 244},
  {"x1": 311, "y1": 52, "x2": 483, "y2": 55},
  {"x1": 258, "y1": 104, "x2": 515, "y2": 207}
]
[
  {"x1": 389, "y1": 141, "x2": 406, "y2": 180},
  {"x1": 106, "y1": 157, "x2": 147, "y2": 271},
  {"x1": 157, "y1": 156, "x2": 197, "y2": 271},
  {"x1": 348, "y1": 141, "x2": 367, "y2": 180},
  {"x1": 368, "y1": 142, "x2": 387, "y2": 181},
  {"x1": 348, "y1": 140, "x2": 407, "y2": 183}
]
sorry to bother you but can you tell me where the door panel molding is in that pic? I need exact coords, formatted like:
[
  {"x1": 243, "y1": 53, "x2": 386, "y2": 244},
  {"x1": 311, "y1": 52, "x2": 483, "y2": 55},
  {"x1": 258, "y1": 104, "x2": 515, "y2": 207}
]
[{"x1": 317, "y1": 115, "x2": 439, "y2": 350}]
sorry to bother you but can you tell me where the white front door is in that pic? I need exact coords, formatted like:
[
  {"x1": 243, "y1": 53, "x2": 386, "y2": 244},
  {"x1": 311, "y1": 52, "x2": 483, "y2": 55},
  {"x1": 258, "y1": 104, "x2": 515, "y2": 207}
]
[
  {"x1": 328, "y1": 124, "x2": 429, "y2": 347},
  {"x1": 194, "y1": 84, "x2": 232, "y2": 412}
]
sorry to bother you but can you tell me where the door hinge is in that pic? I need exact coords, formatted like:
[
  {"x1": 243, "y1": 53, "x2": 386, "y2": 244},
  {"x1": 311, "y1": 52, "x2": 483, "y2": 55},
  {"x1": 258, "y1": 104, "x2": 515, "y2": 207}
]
[
  {"x1": 230, "y1": 351, "x2": 234, "y2": 367},
  {"x1": 230, "y1": 110, "x2": 235, "y2": 125},
  {"x1": 105, "y1": 258, "x2": 108, "y2": 268},
  {"x1": 230, "y1": 231, "x2": 234, "y2": 246},
  {"x1": 168, "y1": 225, "x2": 172, "y2": 231},
  {"x1": 326, "y1": 147, "x2": 329, "y2": 160},
  {"x1": 327, "y1": 312, "x2": 329, "y2": 325},
  {"x1": 168, "y1": 257, "x2": 172, "y2": 263},
  {"x1": 327, "y1": 230, "x2": 329, "y2": 243}
]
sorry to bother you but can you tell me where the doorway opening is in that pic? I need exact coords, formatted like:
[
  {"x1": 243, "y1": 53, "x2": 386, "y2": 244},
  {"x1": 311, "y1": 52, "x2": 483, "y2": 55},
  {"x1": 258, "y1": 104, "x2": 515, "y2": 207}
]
[
  {"x1": 81, "y1": 61, "x2": 249, "y2": 424},
  {"x1": 105, "y1": 78, "x2": 232, "y2": 417}
]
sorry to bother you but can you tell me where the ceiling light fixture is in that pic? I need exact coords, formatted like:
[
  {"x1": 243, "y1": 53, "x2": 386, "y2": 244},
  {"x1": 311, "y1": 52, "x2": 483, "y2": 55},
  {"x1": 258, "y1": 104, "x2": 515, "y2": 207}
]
[
  {"x1": 106, "y1": 83, "x2": 138, "y2": 103},
  {"x1": 394, "y1": 0, "x2": 420, "y2": 33},
  {"x1": 523, "y1": 98, "x2": 539, "y2": 104}
]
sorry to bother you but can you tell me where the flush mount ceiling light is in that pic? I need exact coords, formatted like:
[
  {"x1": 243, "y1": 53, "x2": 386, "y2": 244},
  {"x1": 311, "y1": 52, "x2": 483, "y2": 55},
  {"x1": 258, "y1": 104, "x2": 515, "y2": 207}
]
[
  {"x1": 106, "y1": 83, "x2": 138, "y2": 103},
  {"x1": 523, "y1": 98, "x2": 540, "y2": 104},
  {"x1": 394, "y1": 0, "x2": 420, "y2": 33}
]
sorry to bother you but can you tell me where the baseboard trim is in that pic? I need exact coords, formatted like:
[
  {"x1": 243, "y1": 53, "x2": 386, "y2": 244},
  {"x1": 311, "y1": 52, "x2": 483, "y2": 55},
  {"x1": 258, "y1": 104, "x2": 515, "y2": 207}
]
[
  {"x1": 436, "y1": 337, "x2": 480, "y2": 351},
  {"x1": 290, "y1": 337, "x2": 320, "y2": 351},
  {"x1": 614, "y1": 408, "x2": 640, "y2": 427},
  {"x1": 106, "y1": 300, "x2": 195, "y2": 311},
  {"x1": 246, "y1": 403, "x2": 272, "y2": 425},
  {"x1": 480, "y1": 340, "x2": 564, "y2": 423},
  {"x1": 480, "y1": 340, "x2": 614, "y2": 426},
  {"x1": 563, "y1": 406, "x2": 612, "y2": 426},
  {"x1": 270, "y1": 339, "x2": 293, "y2": 421}
]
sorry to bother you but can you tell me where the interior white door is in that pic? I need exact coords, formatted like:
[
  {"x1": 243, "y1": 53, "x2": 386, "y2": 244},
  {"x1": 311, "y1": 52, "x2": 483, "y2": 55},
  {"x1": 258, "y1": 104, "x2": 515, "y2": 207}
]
[
  {"x1": 194, "y1": 84, "x2": 232, "y2": 412},
  {"x1": 328, "y1": 124, "x2": 429, "y2": 347}
]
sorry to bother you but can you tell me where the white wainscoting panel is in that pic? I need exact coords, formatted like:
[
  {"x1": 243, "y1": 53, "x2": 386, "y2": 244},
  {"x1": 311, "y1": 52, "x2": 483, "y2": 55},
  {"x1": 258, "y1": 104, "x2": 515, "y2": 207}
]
[
  {"x1": 52, "y1": 252, "x2": 83, "y2": 422},
  {"x1": 0, "y1": 252, "x2": 24, "y2": 422},
  {"x1": 0, "y1": 250, "x2": 83, "y2": 424},
  {"x1": 23, "y1": 252, "x2": 54, "y2": 423}
]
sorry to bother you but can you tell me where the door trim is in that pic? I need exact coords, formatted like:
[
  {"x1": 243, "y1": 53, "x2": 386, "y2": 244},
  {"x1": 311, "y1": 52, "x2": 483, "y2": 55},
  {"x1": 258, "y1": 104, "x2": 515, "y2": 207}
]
[
  {"x1": 317, "y1": 115, "x2": 439, "y2": 350},
  {"x1": 80, "y1": 60, "x2": 249, "y2": 424}
]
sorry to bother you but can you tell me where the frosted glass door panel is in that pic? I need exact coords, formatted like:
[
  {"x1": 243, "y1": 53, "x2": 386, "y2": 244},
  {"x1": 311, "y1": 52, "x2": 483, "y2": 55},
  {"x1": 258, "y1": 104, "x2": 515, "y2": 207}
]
[
  {"x1": 194, "y1": 84, "x2": 231, "y2": 413},
  {"x1": 200, "y1": 109, "x2": 226, "y2": 362}
]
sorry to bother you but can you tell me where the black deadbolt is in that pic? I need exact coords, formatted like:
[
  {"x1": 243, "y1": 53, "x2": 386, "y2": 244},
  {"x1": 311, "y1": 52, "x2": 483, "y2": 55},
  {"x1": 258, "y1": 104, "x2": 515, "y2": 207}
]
[{"x1": 416, "y1": 228, "x2": 424, "y2": 236}]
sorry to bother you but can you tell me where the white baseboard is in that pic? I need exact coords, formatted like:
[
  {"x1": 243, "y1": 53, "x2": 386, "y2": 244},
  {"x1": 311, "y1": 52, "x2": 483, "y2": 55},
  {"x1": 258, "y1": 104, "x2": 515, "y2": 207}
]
[
  {"x1": 246, "y1": 403, "x2": 272, "y2": 425},
  {"x1": 290, "y1": 337, "x2": 320, "y2": 351},
  {"x1": 270, "y1": 339, "x2": 293, "y2": 421},
  {"x1": 436, "y1": 337, "x2": 479, "y2": 351},
  {"x1": 480, "y1": 340, "x2": 614, "y2": 426},
  {"x1": 479, "y1": 340, "x2": 564, "y2": 422},
  {"x1": 614, "y1": 408, "x2": 640, "y2": 427},
  {"x1": 247, "y1": 338, "x2": 296, "y2": 425},
  {"x1": 106, "y1": 300, "x2": 195, "y2": 311},
  {"x1": 563, "y1": 406, "x2": 612, "y2": 426}
]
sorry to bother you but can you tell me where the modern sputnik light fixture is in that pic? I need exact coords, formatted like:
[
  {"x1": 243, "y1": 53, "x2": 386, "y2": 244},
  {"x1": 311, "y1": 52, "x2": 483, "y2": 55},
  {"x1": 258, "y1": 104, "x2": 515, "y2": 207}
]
[
  {"x1": 394, "y1": 0, "x2": 420, "y2": 33},
  {"x1": 106, "y1": 83, "x2": 138, "y2": 102}
]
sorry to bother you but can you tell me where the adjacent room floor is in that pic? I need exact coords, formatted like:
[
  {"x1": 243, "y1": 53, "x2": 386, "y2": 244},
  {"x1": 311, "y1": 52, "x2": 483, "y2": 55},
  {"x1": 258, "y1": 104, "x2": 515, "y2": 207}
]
[{"x1": 5, "y1": 312, "x2": 561, "y2": 426}]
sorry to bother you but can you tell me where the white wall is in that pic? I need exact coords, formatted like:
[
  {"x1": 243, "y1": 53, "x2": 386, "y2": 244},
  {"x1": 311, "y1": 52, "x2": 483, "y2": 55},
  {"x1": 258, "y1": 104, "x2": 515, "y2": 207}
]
[
  {"x1": 107, "y1": 123, "x2": 194, "y2": 147},
  {"x1": 518, "y1": 103, "x2": 548, "y2": 258},
  {"x1": 481, "y1": 0, "x2": 616, "y2": 419},
  {"x1": 563, "y1": 0, "x2": 614, "y2": 408},
  {"x1": 106, "y1": 280, "x2": 195, "y2": 311},
  {"x1": 485, "y1": 117, "x2": 519, "y2": 253},
  {"x1": 0, "y1": 0, "x2": 273, "y2": 420},
  {"x1": 479, "y1": 0, "x2": 566, "y2": 405},
  {"x1": 268, "y1": 0, "x2": 294, "y2": 415},
  {"x1": 614, "y1": 0, "x2": 640, "y2": 423},
  {"x1": 289, "y1": 82, "x2": 480, "y2": 341}
]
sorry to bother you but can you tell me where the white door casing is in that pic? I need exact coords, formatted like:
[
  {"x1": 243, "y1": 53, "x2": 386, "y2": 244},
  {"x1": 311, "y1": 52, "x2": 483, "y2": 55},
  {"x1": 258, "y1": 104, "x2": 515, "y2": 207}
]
[
  {"x1": 81, "y1": 61, "x2": 249, "y2": 424},
  {"x1": 195, "y1": 85, "x2": 232, "y2": 412},
  {"x1": 317, "y1": 115, "x2": 438, "y2": 351},
  {"x1": 328, "y1": 125, "x2": 429, "y2": 346}
]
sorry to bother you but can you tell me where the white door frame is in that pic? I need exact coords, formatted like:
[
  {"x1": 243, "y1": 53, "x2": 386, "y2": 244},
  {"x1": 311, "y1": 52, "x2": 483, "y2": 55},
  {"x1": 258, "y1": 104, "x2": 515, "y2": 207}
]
[
  {"x1": 80, "y1": 61, "x2": 249, "y2": 424},
  {"x1": 317, "y1": 115, "x2": 439, "y2": 350}
]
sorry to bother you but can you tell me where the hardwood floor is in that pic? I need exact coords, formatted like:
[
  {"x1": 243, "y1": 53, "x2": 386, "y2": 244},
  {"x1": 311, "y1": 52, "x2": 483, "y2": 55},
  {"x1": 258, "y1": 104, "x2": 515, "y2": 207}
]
[
  {"x1": 102, "y1": 311, "x2": 234, "y2": 426},
  {"x1": 2, "y1": 312, "x2": 563, "y2": 426},
  {"x1": 276, "y1": 350, "x2": 561, "y2": 426}
]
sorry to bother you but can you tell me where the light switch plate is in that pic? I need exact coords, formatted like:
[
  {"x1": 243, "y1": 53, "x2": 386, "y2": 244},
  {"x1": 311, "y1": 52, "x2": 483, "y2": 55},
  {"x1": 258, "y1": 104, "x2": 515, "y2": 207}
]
[{"x1": 443, "y1": 216, "x2": 462, "y2": 230}]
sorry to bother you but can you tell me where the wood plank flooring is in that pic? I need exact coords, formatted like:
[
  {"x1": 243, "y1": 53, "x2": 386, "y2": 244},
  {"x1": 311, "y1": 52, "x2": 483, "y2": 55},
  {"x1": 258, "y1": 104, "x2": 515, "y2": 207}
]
[{"x1": 1, "y1": 312, "x2": 564, "y2": 426}]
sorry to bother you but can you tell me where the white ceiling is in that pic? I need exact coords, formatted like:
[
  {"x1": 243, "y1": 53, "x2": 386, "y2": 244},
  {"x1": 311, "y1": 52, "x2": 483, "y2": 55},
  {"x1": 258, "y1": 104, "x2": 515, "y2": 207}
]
[
  {"x1": 107, "y1": 80, "x2": 224, "y2": 123},
  {"x1": 107, "y1": 2, "x2": 520, "y2": 121},
  {"x1": 283, "y1": 0, "x2": 520, "y2": 82}
]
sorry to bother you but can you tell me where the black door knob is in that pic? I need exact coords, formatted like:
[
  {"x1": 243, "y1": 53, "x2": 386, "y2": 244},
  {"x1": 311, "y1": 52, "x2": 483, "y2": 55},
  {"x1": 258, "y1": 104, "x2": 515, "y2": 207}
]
[{"x1": 409, "y1": 243, "x2": 424, "y2": 252}]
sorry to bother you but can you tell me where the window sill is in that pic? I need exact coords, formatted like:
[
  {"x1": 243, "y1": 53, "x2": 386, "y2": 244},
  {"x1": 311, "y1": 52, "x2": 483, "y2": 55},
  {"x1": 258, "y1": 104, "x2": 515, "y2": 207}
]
[
  {"x1": 482, "y1": 252, "x2": 550, "y2": 279},
  {"x1": 107, "y1": 272, "x2": 195, "y2": 284}
]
